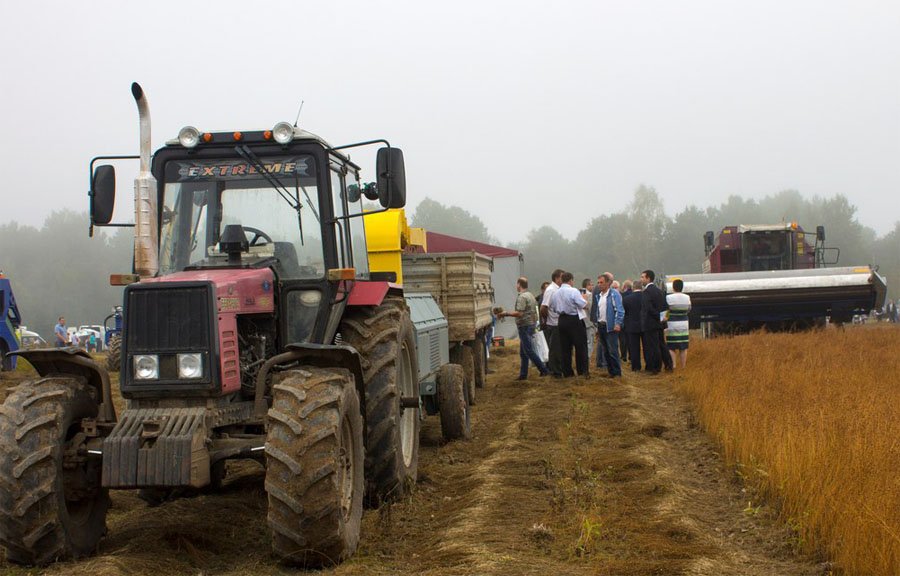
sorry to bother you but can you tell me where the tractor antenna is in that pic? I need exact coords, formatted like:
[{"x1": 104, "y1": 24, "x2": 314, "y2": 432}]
[{"x1": 293, "y1": 100, "x2": 305, "y2": 127}]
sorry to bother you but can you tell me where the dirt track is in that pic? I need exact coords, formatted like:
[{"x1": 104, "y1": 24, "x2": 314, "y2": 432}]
[{"x1": 0, "y1": 348, "x2": 826, "y2": 575}]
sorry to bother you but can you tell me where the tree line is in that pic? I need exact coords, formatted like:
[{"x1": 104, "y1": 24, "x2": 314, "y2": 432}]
[
  {"x1": 3, "y1": 189, "x2": 896, "y2": 340},
  {"x1": 411, "y1": 189, "x2": 899, "y2": 298},
  {"x1": 1, "y1": 211, "x2": 131, "y2": 339}
]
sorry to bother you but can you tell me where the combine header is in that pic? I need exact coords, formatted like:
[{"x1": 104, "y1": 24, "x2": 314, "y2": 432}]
[{"x1": 667, "y1": 223, "x2": 886, "y2": 333}]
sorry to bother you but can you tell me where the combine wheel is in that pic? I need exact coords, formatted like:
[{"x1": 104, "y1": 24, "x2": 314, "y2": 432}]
[
  {"x1": 265, "y1": 367, "x2": 364, "y2": 567},
  {"x1": 450, "y1": 345, "x2": 476, "y2": 406},
  {"x1": 105, "y1": 334, "x2": 121, "y2": 373},
  {"x1": 0, "y1": 377, "x2": 109, "y2": 565},
  {"x1": 438, "y1": 364, "x2": 471, "y2": 441},
  {"x1": 339, "y1": 297, "x2": 420, "y2": 504}
]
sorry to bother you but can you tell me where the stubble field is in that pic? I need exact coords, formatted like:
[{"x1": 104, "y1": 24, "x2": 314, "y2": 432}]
[{"x1": 1, "y1": 325, "x2": 896, "y2": 574}]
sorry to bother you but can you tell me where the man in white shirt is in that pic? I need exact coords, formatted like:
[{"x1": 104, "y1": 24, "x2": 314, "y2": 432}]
[
  {"x1": 549, "y1": 271, "x2": 589, "y2": 377},
  {"x1": 539, "y1": 269, "x2": 564, "y2": 377}
]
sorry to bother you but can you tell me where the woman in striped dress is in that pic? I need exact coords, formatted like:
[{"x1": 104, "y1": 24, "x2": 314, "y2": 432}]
[{"x1": 666, "y1": 279, "x2": 692, "y2": 369}]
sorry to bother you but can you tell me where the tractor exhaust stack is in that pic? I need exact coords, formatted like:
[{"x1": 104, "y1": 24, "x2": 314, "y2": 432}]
[{"x1": 131, "y1": 82, "x2": 159, "y2": 278}]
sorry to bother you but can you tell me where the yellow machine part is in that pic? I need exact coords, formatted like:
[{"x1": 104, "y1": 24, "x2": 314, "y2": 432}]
[{"x1": 363, "y1": 208, "x2": 426, "y2": 285}]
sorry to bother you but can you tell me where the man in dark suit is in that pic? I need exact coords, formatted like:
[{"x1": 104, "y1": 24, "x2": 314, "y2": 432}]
[
  {"x1": 640, "y1": 269, "x2": 672, "y2": 374},
  {"x1": 622, "y1": 279, "x2": 643, "y2": 371}
]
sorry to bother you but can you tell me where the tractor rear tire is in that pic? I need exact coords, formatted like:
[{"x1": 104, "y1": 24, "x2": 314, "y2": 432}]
[
  {"x1": 339, "y1": 297, "x2": 420, "y2": 504},
  {"x1": 438, "y1": 364, "x2": 471, "y2": 441},
  {"x1": 450, "y1": 345, "x2": 476, "y2": 407},
  {"x1": 105, "y1": 335, "x2": 121, "y2": 373},
  {"x1": 0, "y1": 377, "x2": 109, "y2": 565},
  {"x1": 265, "y1": 367, "x2": 364, "y2": 568},
  {"x1": 468, "y1": 337, "x2": 486, "y2": 389}
]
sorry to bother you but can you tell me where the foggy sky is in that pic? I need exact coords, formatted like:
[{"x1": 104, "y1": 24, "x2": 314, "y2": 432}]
[{"x1": 2, "y1": 0, "x2": 898, "y2": 245}]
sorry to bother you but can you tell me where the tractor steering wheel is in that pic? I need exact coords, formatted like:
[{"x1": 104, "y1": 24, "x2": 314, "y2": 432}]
[{"x1": 243, "y1": 226, "x2": 273, "y2": 247}]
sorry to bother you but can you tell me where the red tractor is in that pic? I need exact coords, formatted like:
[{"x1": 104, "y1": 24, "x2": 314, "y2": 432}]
[{"x1": 0, "y1": 84, "x2": 471, "y2": 567}]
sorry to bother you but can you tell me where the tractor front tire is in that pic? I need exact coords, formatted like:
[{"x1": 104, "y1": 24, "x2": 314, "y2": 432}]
[
  {"x1": 105, "y1": 335, "x2": 121, "y2": 373},
  {"x1": 266, "y1": 367, "x2": 364, "y2": 568},
  {"x1": 0, "y1": 377, "x2": 109, "y2": 565},
  {"x1": 339, "y1": 297, "x2": 420, "y2": 504},
  {"x1": 438, "y1": 364, "x2": 471, "y2": 441}
]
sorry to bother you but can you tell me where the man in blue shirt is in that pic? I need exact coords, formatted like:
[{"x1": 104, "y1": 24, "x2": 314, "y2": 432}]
[
  {"x1": 593, "y1": 273, "x2": 625, "y2": 378},
  {"x1": 54, "y1": 316, "x2": 67, "y2": 348}
]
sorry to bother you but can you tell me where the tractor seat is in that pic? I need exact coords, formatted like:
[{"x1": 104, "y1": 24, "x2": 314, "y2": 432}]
[{"x1": 273, "y1": 242, "x2": 303, "y2": 279}]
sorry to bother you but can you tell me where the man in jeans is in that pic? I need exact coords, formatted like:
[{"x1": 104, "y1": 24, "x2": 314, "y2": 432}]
[
  {"x1": 594, "y1": 272, "x2": 625, "y2": 378},
  {"x1": 499, "y1": 277, "x2": 549, "y2": 380}
]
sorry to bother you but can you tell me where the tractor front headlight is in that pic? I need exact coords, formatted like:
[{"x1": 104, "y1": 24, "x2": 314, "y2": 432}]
[
  {"x1": 177, "y1": 353, "x2": 203, "y2": 379},
  {"x1": 134, "y1": 355, "x2": 159, "y2": 380}
]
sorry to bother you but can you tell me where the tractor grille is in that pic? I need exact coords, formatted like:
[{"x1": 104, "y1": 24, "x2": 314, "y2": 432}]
[{"x1": 126, "y1": 283, "x2": 212, "y2": 352}]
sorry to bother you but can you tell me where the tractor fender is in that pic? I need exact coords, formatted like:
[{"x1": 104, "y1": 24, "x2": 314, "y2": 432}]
[
  {"x1": 254, "y1": 343, "x2": 366, "y2": 424},
  {"x1": 346, "y1": 280, "x2": 403, "y2": 307},
  {"x1": 9, "y1": 348, "x2": 116, "y2": 423}
]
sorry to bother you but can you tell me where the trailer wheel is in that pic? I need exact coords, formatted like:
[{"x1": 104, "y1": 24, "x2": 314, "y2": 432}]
[
  {"x1": 450, "y1": 345, "x2": 476, "y2": 406},
  {"x1": 0, "y1": 341, "x2": 10, "y2": 371},
  {"x1": 0, "y1": 377, "x2": 109, "y2": 565},
  {"x1": 438, "y1": 364, "x2": 471, "y2": 441},
  {"x1": 105, "y1": 335, "x2": 121, "y2": 373},
  {"x1": 339, "y1": 297, "x2": 420, "y2": 504},
  {"x1": 468, "y1": 337, "x2": 487, "y2": 389},
  {"x1": 266, "y1": 368, "x2": 364, "y2": 568}
]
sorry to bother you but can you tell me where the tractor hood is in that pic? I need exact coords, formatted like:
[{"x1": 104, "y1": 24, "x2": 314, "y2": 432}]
[{"x1": 140, "y1": 268, "x2": 276, "y2": 315}]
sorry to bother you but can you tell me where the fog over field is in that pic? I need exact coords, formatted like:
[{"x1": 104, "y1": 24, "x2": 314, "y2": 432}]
[{"x1": 1, "y1": 0, "x2": 899, "y2": 244}]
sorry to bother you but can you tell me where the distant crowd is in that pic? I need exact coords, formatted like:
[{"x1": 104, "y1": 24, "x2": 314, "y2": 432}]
[
  {"x1": 499, "y1": 269, "x2": 691, "y2": 381},
  {"x1": 53, "y1": 316, "x2": 101, "y2": 352}
]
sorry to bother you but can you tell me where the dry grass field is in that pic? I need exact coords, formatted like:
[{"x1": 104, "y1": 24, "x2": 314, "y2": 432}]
[{"x1": 675, "y1": 324, "x2": 900, "y2": 575}]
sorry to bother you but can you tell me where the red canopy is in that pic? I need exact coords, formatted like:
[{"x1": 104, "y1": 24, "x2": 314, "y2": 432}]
[{"x1": 424, "y1": 231, "x2": 519, "y2": 258}]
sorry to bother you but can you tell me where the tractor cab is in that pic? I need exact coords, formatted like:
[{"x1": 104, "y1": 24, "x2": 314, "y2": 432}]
[{"x1": 90, "y1": 122, "x2": 406, "y2": 397}]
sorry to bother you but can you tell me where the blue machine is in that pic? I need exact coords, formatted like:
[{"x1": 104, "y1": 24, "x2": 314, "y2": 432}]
[
  {"x1": 0, "y1": 275, "x2": 21, "y2": 371},
  {"x1": 103, "y1": 306, "x2": 123, "y2": 347}
]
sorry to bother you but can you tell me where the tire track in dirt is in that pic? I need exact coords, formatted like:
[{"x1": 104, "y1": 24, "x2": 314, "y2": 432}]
[{"x1": 434, "y1": 384, "x2": 538, "y2": 560}]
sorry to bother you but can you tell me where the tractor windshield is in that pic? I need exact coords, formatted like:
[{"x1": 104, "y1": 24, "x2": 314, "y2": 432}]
[{"x1": 158, "y1": 155, "x2": 323, "y2": 279}]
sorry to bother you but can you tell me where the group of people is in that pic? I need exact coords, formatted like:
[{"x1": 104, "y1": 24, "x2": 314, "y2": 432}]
[
  {"x1": 54, "y1": 316, "x2": 100, "y2": 352},
  {"x1": 500, "y1": 269, "x2": 691, "y2": 380}
]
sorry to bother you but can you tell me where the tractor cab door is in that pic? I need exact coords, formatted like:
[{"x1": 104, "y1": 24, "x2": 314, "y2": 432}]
[{"x1": 275, "y1": 154, "x2": 371, "y2": 349}]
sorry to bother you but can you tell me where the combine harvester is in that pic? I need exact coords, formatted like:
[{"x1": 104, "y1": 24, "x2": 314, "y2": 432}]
[{"x1": 666, "y1": 223, "x2": 886, "y2": 335}]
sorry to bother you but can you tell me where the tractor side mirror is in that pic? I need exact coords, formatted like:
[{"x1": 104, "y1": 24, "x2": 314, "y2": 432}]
[
  {"x1": 91, "y1": 165, "x2": 116, "y2": 225},
  {"x1": 816, "y1": 226, "x2": 825, "y2": 243},
  {"x1": 376, "y1": 147, "x2": 406, "y2": 208}
]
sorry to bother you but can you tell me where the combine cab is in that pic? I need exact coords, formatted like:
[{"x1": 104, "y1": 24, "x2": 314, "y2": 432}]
[{"x1": 667, "y1": 223, "x2": 886, "y2": 333}]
